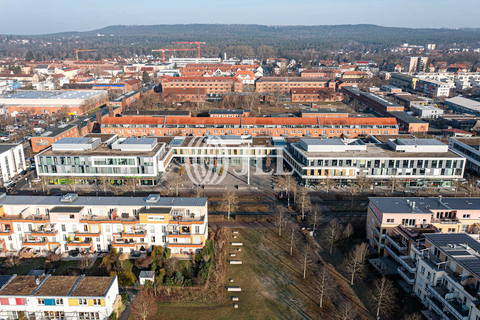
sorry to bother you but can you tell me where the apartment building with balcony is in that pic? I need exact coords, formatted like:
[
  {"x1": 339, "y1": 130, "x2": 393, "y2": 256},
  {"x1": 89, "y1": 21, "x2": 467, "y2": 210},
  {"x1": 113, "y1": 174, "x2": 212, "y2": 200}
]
[
  {"x1": 416, "y1": 233, "x2": 480, "y2": 320},
  {"x1": 35, "y1": 135, "x2": 170, "y2": 186},
  {"x1": 0, "y1": 274, "x2": 118, "y2": 320},
  {"x1": 0, "y1": 193, "x2": 208, "y2": 255},
  {"x1": 0, "y1": 144, "x2": 26, "y2": 185},
  {"x1": 367, "y1": 197, "x2": 480, "y2": 260},
  {"x1": 284, "y1": 136, "x2": 464, "y2": 187}
]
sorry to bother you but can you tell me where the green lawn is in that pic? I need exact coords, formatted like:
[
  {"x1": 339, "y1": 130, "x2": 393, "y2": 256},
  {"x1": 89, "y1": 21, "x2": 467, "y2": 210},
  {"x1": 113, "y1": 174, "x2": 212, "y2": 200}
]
[{"x1": 3, "y1": 258, "x2": 46, "y2": 275}]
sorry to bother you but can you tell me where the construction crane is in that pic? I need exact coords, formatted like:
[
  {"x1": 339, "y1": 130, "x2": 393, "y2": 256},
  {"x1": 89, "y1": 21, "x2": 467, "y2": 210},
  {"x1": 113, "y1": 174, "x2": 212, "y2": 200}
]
[
  {"x1": 74, "y1": 49, "x2": 97, "y2": 61},
  {"x1": 172, "y1": 42, "x2": 206, "y2": 59},
  {"x1": 152, "y1": 48, "x2": 195, "y2": 63}
]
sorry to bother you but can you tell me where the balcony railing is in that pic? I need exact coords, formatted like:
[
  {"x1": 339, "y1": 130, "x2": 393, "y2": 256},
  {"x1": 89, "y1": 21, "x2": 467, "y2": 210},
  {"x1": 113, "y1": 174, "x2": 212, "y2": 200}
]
[
  {"x1": 385, "y1": 245, "x2": 416, "y2": 272},
  {"x1": 397, "y1": 267, "x2": 415, "y2": 285},
  {"x1": 121, "y1": 230, "x2": 146, "y2": 238},
  {"x1": 426, "y1": 295, "x2": 449, "y2": 320},
  {"x1": 386, "y1": 234, "x2": 408, "y2": 252},
  {"x1": 427, "y1": 284, "x2": 470, "y2": 320},
  {"x1": 373, "y1": 236, "x2": 384, "y2": 249}
]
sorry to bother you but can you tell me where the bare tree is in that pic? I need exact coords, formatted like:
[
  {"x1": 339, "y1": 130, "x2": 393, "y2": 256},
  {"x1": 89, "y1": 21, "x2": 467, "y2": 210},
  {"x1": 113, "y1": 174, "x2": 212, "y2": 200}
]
[
  {"x1": 287, "y1": 222, "x2": 300, "y2": 256},
  {"x1": 296, "y1": 188, "x2": 311, "y2": 220},
  {"x1": 169, "y1": 171, "x2": 184, "y2": 197},
  {"x1": 336, "y1": 301, "x2": 357, "y2": 320},
  {"x1": 387, "y1": 175, "x2": 399, "y2": 195},
  {"x1": 78, "y1": 256, "x2": 91, "y2": 272},
  {"x1": 131, "y1": 290, "x2": 158, "y2": 320},
  {"x1": 68, "y1": 175, "x2": 76, "y2": 193},
  {"x1": 403, "y1": 313, "x2": 422, "y2": 320},
  {"x1": 324, "y1": 176, "x2": 336, "y2": 193},
  {"x1": 356, "y1": 175, "x2": 371, "y2": 194},
  {"x1": 291, "y1": 183, "x2": 298, "y2": 206},
  {"x1": 343, "y1": 223, "x2": 354, "y2": 249},
  {"x1": 277, "y1": 174, "x2": 296, "y2": 207},
  {"x1": 313, "y1": 266, "x2": 330, "y2": 308},
  {"x1": 192, "y1": 186, "x2": 204, "y2": 197},
  {"x1": 300, "y1": 243, "x2": 313, "y2": 279},
  {"x1": 323, "y1": 219, "x2": 343, "y2": 254},
  {"x1": 349, "y1": 185, "x2": 359, "y2": 211},
  {"x1": 310, "y1": 204, "x2": 323, "y2": 234},
  {"x1": 220, "y1": 190, "x2": 238, "y2": 221},
  {"x1": 344, "y1": 242, "x2": 369, "y2": 285},
  {"x1": 466, "y1": 174, "x2": 478, "y2": 197},
  {"x1": 5, "y1": 254, "x2": 21, "y2": 273},
  {"x1": 368, "y1": 277, "x2": 396, "y2": 320},
  {"x1": 126, "y1": 177, "x2": 139, "y2": 196},
  {"x1": 275, "y1": 206, "x2": 287, "y2": 237}
]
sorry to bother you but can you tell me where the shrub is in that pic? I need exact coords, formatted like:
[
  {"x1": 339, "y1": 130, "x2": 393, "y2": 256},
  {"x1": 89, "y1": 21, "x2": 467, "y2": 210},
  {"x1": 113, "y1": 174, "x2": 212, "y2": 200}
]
[
  {"x1": 112, "y1": 271, "x2": 136, "y2": 286},
  {"x1": 120, "y1": 292, "x2": 128, "y2": 304},
  {"x1": 110, "y1": 248, "x2": 118, "y2": 255},
  {"x1": 151, "y1": 246, "x2": 164, "y2": 258},
  {"x1": 157, "y1": 268, "x2": 166, "y2": 284},
  {"x1": 198, "y1": 261, "x2": 211, "y2": 281},
  {"x1": 164, "y1": 248, "x2": 171, "y2": 260},
  {"x1": 109, "y1": 312, "x2": 117, "y2": 320},
  {"x1": 164, "y1": 277, "x2": 174, "y2": 286},
  {"x1": 174, "y1": 271, "x2": 184, "y2": 285},
  {"x1": 150, "y1": 261, "x2": 158, "y2": 272},
  {"x1": 134, "y1": 256, "x2": 153, "y2": 269},
  {"x1": 184, "y1": 279, "x2": 194, "y2": 287},
  {"x1": 144, "y1": 280, "x2": 153, "y2": 289}
]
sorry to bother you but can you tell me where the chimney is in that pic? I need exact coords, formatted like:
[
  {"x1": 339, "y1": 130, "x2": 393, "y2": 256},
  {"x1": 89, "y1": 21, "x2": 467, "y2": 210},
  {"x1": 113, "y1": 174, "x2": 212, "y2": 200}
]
[
  {"x1": 438, "y1": 195, "x2": 442, "y2": 203},
  {"x1": 35, "y1": 277, "x2": 40, "y2": 285},
  {"x1": 109, "y1": 106, "x2": 113, "y2": 117},
  {"x1": 411, "y1": 201, "x2": 416, "y2": 211},
  {"x1": 96, "y1": 111, "x2": 101, "y2": 124}
]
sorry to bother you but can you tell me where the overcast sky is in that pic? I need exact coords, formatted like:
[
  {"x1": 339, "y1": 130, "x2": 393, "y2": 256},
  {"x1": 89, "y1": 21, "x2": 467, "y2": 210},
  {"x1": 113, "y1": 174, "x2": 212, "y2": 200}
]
[{"x1": 2, "y1": 0, "x2": 479, "y2": 35}]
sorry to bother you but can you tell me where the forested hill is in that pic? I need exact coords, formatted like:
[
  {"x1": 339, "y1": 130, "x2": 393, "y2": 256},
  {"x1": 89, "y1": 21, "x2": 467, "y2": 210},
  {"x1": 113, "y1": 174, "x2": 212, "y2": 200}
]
[{"x1": 28, "y1": 24, "x2": 480, "y2": 46}]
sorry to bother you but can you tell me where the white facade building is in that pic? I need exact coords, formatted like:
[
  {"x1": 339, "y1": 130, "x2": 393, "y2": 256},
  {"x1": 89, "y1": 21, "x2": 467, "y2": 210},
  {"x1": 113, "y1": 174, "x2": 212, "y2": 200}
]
[
  {"x1": 0, "y1": 193, "x2": 208, "y2": 255},
  {"x1": 168, "y1": 58, "x2": 222, "y2": 67},
  {"x1": 0, "y1": 144, "x2": 26, "y2": 184},
  {"x1": 410, "y1": 104, "x2": 444, "y2": 119},
  {"x1": 0, "y1": 274, "x2": 119, "y2": 320}
]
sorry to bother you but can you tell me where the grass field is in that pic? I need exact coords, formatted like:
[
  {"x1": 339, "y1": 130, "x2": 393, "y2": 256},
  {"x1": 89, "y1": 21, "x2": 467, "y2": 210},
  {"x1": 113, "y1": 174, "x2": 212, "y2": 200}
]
[{"x1": 152, "y1": 227, "x2": 325, "y2": 320}]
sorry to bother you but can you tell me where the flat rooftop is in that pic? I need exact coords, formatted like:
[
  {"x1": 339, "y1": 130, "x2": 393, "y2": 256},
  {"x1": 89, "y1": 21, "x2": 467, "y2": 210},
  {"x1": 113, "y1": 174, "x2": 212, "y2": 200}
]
[
  {"x1": 40, "y1": 140, "x2": 163, "y2": 157},
  {"x1": 34, "y1": 276, "x2": 80, "y2": 297},
  {"x1": 372, "y1": 134, "x2": 415, "y2": 143},
  {"x1": 292, "y1": 141, "x2": 460, "y2": 159},
  {"x1": 300, "y1": 108, "x2": 348, "y2": 114},
  {"x1": 446, "y1": 96, "x2": 480, "y2": 110},
  {"x1": 370, "y1": 197, "x2": 480, "y2": 215},
  {"x1": 390, "y1": 111, "x2": 427, "y2": 124},
  {"x1": 0, "y1": 90, "x2": 104, "y2": 100},
  {"x1": 0, "y1": 194, "x2": 208, "y2": 209},
  {"x1": 83, "y1": 133, "x2": 117, "y2": 142},
  {"x1": 0, "y1": 276, "x2": 45, "y2": 296},
  {"x1": 70, "y1": 277, "x2": 113, "y2": 297},
  {"x1": 122, "y1": 110, "x2": 190, "y2": 117}
]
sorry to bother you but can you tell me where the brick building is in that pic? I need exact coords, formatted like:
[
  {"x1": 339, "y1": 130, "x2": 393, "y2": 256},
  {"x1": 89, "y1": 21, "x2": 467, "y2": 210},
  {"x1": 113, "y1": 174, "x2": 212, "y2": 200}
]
[
  {"x1": 255, "y1": 77, "x2": 333, "y2": 94},
  {"x1": 159, "y1": 76, "x2": 242, "y2": 95}
]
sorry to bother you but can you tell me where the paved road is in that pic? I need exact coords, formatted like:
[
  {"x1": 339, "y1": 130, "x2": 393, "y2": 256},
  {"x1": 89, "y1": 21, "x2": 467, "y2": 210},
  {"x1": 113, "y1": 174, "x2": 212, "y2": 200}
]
[
  {"x1": 118, "y1": 303, "x2": 131, "y2": 320},
  {"x1": 209, "y1": 221, "x2": 274, "y2": 228}
]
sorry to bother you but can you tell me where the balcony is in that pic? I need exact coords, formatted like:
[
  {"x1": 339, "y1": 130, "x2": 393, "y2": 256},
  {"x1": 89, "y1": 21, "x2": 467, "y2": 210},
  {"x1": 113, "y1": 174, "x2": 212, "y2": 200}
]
[
  {"x1": 443, "y1": 269, "x2": 479, "y2": 303},
  {"x1": 386, "y1": 234, "x2": 408, "y2": 252},
  {"x1": 22, "y1": 238, "x2": 48, "y2": 246},
  {"x1": 427, "y1": 284, "x2": 470, "y2": 320},
  {"x1": 385, "y1": 245, "x2": 417, "y2": 272},
  {"x1": 0, "y1": 230, "x2": 13, "y2": 236},
  {"x1": 75, "y1": 231, "x2": 101, "y2": 237},
  {"x1": 31, "y1": 230, "x2": 58, "y2": 237},
  {"x1": 374, "y1": 227, "x2": 386, "y2": 239},
  {"x1": 373, "y1": 236, "x2": 384, "y2": 249},
  {"x1": 120, "y1": 230, "x2": 146, "y2": 238},
  {"x1": 397, "y1": 267, "x2": 415, "y2": 285},
  {"x1": 67, "y1": 238, "x2": 92, "y2": 248},
  {"x1": 426, "y1": 295, "x2": 451, "y2": 320},
  {"x1": 431, "y1": 218, "x2": 460, "y2": 225}
]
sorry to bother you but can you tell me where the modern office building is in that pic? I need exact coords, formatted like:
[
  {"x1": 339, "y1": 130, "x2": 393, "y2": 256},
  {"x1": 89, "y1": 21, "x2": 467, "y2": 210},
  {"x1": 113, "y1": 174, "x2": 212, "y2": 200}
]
[
  {"x1": 284, "y1": 136, "x2": 464, "y2": 186},
  {"x1": 0, "y1": 193, "x2": 208, "y2": 255},
  {"x1": 404, "y1": 57, "x2": 429, "y2": 73},
  {"x1": 449, "y1": 137, "x2": 480, "y2": 173},
  {"x1": 35, "y1": 135, "x2": 170, "y2": 186},
  {"x1": 0, "y1": 275, "x2": 119, "y2": 320}
]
